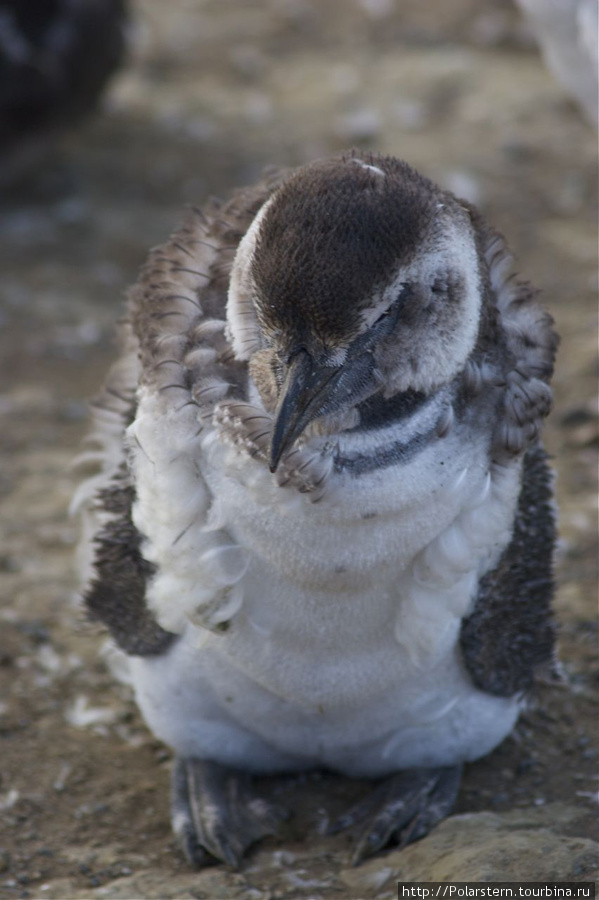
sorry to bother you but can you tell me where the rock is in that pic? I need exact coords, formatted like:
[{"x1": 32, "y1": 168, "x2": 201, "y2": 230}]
[
  {"x1": 90, "y1": 868, "x2": 244, "y2": 899},
  {"x1": 37, "y1": 877, "x2": 82, "y2": 899},
  {"x1": 340, "y1": 863, "x2": 393, "y2": 894},
  {"x1": 390, "y1": 805, "x2": 595, "y2": 884},
  {"x1": 338, "y1": 805, "x2": 597, "y2": 896}
]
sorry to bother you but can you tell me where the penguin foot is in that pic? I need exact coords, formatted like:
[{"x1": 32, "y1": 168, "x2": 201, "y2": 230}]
[
  {"x1": 171, "y1": 757, "x2": 289, "y2": 869},
  {"x1": 327, "y1": 765, "x2": 462, "y2": 865}
]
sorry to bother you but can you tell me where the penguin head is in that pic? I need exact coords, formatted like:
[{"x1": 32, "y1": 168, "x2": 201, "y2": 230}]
[{"x1": 227, "y1": 152, "x2": 485, "y2": 470}]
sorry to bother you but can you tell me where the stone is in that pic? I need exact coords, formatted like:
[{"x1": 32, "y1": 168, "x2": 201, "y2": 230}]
[
  {"x1": 337, "y1": 805, "x2": 597, "y2": 897},
  {"x1": 392, "y1": 805, "x2": 597, "y2": 883}
]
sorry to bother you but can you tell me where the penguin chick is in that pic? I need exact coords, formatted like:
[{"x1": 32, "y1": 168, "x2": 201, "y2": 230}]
[{"x1": 75, "y1": 151, "x2": 559, "y2": 868}]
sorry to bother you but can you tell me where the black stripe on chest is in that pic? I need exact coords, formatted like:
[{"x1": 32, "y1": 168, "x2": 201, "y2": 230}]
[
  {"x1": 354, "y1": 389, "x2": 427, "y2": 431},
  {"x1": 334, "y1": 390, "x2": 438, "y2": 475},
  {"x1": 334, "y1": 427, "x2": 437, "y2": 475}
]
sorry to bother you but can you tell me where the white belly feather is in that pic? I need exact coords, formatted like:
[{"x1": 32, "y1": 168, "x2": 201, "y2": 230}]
[{"x1": 127, "y1": 388, "x2": 522, "y2": 776}]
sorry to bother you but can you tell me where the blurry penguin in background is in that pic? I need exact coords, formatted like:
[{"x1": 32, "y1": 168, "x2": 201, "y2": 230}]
[
  {"x1": 0, "y1": 0, "x2": 127, "y2": 185},
  {"x1": 516, "y1": 0, "x2": 598, "y2": 125}
]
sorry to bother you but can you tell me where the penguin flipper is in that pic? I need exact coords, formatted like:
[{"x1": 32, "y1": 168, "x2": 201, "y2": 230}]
[
  {"x1": 327, "y1": 765, "x2": 462, "y2": 865},
  {"x1": 460, "y1": 444, "x2": 557, "y2": 697},
  {"x1": 171, "y1": 757, "x2": 289, "y2": 869}
]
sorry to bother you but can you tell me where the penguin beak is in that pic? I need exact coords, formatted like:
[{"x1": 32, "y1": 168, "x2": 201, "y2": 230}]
[{"x1": 269, "y1": 349, "x2": 342, "y2": 472}]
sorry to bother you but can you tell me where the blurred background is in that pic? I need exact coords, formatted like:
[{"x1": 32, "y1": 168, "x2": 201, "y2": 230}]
[{"x1": 0, "y1": 1, "x2": 597, "y2": 897}]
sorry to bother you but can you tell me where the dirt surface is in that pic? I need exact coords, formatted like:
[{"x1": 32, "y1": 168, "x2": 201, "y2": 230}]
[{"x1": 0, "y1": 1, "x2": 597, "y2": 897}]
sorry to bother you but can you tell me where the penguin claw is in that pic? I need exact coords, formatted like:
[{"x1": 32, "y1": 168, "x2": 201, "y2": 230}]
[
  {"x1": 327, "y1": 765, "x2": 462, "y2": 865},
  {"x1": 171, "y1": 757, "x2": 289, "y2": 869}
]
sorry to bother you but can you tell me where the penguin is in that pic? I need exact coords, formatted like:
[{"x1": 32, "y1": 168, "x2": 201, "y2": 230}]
[
  {"x1": 74, "y1": 151, "x2": 559, "y2": 868},
  {"x1": 515, "y1": 0, "x2": 598, "y2": 125},
  {"x1": 0, "y1": 0, "x2": 127, "y2": 184}
]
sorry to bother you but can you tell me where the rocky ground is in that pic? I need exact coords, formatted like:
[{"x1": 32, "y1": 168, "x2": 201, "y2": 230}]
[{"x1": 0, "y1": 1, "x2": 597, "y2": 898}]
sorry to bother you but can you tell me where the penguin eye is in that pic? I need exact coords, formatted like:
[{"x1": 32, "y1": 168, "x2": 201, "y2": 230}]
[
  {"x1": 430, "y1": 271, "x2": 463, "y2": 301},
  {"x1": 431, "y1": 275, "x2": 449, "y2": 296}
]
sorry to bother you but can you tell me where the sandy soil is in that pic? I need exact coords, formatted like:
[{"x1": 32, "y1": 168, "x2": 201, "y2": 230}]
[{"x1": 0, "y1": 1, "x2": 597, "y2": 897}]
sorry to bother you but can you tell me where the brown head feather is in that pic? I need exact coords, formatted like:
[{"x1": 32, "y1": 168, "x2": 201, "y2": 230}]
[{"x1": 250, "y1": 152, "x2": 441, "y2": 352}]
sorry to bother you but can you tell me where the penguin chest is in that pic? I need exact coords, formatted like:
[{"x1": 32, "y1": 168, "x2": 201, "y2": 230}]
[
  {"x1": 192, "y1": 435, "x2": 521, "y2": 712},
  {"x1": 130, "y1": 431, "x2": 522, "y2": 775}
]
